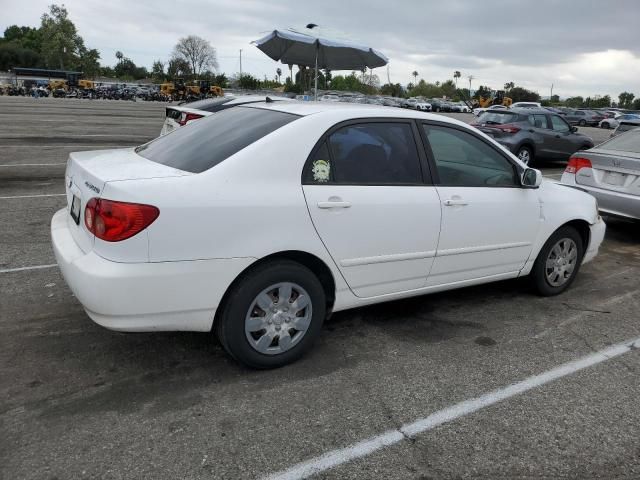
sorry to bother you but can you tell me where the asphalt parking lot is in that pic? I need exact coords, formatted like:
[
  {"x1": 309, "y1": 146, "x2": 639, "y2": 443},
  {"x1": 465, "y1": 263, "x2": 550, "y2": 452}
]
[{"x1": 1, "y1": 96, "x2": 639, "y2": 480}]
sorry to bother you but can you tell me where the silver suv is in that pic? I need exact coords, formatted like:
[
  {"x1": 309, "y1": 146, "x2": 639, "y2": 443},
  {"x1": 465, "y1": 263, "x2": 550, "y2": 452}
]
[{"x1": 471, "y1": 108, "x2": 594, "y2": 165}]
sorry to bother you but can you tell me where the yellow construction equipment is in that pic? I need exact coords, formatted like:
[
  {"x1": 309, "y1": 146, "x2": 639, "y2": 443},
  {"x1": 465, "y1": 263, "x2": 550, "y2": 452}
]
[
  {"x1": 78, "y1": 79, "x2": 95, "y2": 89},
  {"x1": 48, "y1": 79, "x2": 68, "y2": 91},
  {"x1": 477, "y1": 90, "x2": 512, "y2": 108}
]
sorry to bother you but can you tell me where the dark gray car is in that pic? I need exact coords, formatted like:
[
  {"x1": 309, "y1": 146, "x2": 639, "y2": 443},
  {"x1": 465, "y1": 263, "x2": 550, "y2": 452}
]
[
  {"x1": 472, "y1": 108, "x2": 594, "y2": 165},
  {"x1": 561, "y1": 128, "x2": 640, "y2": 220},
  {"x1": 563, "y1": 109, "x2": 605, "y2": 126}
]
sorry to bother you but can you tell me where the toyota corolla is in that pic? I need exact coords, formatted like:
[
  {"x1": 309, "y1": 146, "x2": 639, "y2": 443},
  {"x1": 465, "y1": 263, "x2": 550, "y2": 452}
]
[{"x1": 52, "y1": 102, "x2": 605, "y2": 368}]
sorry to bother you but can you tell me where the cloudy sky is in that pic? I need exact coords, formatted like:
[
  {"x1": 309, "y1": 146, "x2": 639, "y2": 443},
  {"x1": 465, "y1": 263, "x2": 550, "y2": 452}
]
[{"x1": 2, "y1": 0, "x2": 639, "y2": 98}]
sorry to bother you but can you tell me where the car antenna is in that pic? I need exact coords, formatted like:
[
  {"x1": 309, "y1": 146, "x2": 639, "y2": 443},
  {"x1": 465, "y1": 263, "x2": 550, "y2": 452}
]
[{"x1": 265, "y1": 96, "x2": 273, "y2": 103}]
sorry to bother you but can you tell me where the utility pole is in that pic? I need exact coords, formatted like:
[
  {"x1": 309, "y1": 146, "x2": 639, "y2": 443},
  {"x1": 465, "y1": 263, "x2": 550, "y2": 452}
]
[
  {"x1": 550, "y1": 83, "x2": 554, "y2": 101},
  {"x1": 239, "y1": 49, "x2": 243, "y2": 78}
]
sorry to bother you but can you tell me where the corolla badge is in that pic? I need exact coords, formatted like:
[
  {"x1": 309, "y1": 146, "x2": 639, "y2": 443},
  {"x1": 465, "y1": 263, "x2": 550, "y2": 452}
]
[{"x1": 84, "y1": 181, "x2": 101, "y2": 194}]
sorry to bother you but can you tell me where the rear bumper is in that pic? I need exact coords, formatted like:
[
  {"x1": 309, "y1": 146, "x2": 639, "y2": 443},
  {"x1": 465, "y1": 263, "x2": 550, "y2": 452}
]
[
  {"x1": 51, "y1": 208, "x2": 256, "y2": 332},
  {"x1": 561, "y1": 174, "x2": 640, "y2": 220}
]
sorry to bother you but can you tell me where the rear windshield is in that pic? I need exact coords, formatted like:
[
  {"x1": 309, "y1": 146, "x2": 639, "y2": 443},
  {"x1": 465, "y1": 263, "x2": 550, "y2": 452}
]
[
  {"x1": 600, "y1": 129, "x2": 640, "y2": 153},
  {"x1": 477, "y1": 112, "x2": 520, "y2": 124},
  {"x1": 617, "y1": 122, "x2": 640, "y2": 133},
  {"x1": 136, "y1": 107, "x2": 299, "y2": 173},
  {"x1": 180, "y1": 97, "x2": 234, "y2": 112}
]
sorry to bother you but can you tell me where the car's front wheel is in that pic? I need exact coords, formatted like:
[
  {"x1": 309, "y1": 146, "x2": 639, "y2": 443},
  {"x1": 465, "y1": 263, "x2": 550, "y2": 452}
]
[
  {"x1": 216, "y1": 260, "x2": 326, "y2": 369},
  {"x1": 579, "y1": 119, "x2": 587, "y2": 126},
  {"x1": 516, "y1": 145, "x2": 534, "y2": 165},
  {"x1": 531, "y1": 226, "x2": 584, "y2": 296}
]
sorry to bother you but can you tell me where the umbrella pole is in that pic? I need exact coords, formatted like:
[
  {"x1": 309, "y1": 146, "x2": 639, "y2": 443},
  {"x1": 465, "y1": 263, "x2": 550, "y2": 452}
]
[{"x1": 314, "y1": 43, "x2": 318, "y2": 100}]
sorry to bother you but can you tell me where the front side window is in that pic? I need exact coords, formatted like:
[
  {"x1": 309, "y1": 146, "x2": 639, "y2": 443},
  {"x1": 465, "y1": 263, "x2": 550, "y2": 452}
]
[
  {"x1": 307, "y1": 122, "x2": 422, "y2": 185},
  {"x1": 550, "y1": 115, "x2": 570, "y2": 132},
  {"x1": 423, "y1": 125, "x2": 518, "y2": 187},
  {"x1": 136, "y1": 107, "x2": 298, "y2": 173}
]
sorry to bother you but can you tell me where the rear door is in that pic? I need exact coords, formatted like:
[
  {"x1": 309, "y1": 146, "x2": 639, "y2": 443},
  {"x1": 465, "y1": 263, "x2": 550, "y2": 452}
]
[
  {"x1": 302, "y1": 120, "x2": 442, "y2": 298},
  {"x1": 548, "y1": 114, "x2": 579, "y2": 158},
  {"x1": 525, "y1": 113, "x2": 556, "y2": 157}
]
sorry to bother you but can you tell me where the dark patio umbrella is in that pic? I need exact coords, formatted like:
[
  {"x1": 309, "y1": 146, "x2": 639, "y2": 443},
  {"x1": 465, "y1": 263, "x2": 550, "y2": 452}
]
[{"x1": 252, "y1": 29, "x2": 388, "y2": 99}]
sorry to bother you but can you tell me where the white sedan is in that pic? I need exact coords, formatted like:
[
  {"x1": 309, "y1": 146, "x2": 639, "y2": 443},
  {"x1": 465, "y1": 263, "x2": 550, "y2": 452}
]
[{"x1": 52, "y1": 102, "x2": 605, "y2": 368}]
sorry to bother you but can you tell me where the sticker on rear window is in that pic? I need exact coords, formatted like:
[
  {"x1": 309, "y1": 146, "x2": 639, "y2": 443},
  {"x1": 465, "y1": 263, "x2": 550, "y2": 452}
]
[{"x1": 312, "y1": 159, "x2": 330, "y2": 182}]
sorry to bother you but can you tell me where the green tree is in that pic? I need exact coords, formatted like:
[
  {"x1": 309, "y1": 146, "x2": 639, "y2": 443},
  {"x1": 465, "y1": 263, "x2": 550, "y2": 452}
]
[
  {"x1": 440, "y1": 79, "x2": 456, "y2": 98},
  {"x1": 276, "y1": 67, "x2": 282, "y2": 84},
  {"x1": 504, "y1": 81, "x2": 515, "y2": 92},
  {"x1": 453, "y1": 70, "x2": 461, "y2": 88},
  {"x1": 410, "y1": 79, "x2": 442, "y2": 98},
  {"x1": 151, "y1": 60, "x2": 165, "y2": 81},
  {"x1": 618, "y1": 92, "x2": 635, "y2": 109},
  {"x1": 0, "y1": 43, "x2": 42, "y2": 70},
  {"x1": 238, "y1": 73, "x2": 260, "y2": 90},
  {"x1": 380, "y1": 83, "x2": 403, "y2": 97},
  {"x1": 565, "y1": 96, "x2": 584, "y2": 108},
  {"x1": 508, "y1": 86, "x2": 540, "y2": 102},
  {"x1": 412, "y1": 70, "x2": 418, "y2": 84},
  {"x1": 3, "y1": 25, "x2": 42, "y2": 52},
  {"x1": 40, "y1": 4, "x2": 85, "y2": 70},
  {"x1": 78, "y1": 47, "x2": 100, "y2": 78},
  {"x1": 633, "y1": 98, "x2": 640, "y2": 110},
  {"x1": 167, "y1": 57, "x2": 191, "y2": 79},
  {"x1": 474, "y1": 85, "x2": 492, "y2": 100}
]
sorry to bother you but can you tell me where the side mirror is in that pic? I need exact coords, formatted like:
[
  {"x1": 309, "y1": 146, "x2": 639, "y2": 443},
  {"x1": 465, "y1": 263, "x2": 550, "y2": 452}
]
[
  {"x1": 522, "y1": 168, "x2": 543, "y2": 188},
  {"x1": 571, "y1": 126, "x2": 578, "y2": 133}
]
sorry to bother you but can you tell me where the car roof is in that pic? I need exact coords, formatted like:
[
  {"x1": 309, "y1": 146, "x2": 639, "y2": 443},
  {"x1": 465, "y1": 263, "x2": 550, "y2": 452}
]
[
  {"x1": 242, "y1": 101, "x2": 469, "y2": 126},
  {"x1": 509, "y1": 107, "x2": 551, "y2": 115}
]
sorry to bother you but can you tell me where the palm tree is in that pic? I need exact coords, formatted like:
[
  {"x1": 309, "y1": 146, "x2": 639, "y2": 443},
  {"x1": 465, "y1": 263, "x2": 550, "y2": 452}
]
[
  {"x1": 276, "y1": 67, "x2": 282, "y2": 84},
  {"x1": 288, "y1": 64, "x2": 293, "y2": 84},
  {"x1": 453, "y1": 71, "x2": 461, "y2": 88},
  {"x1": 115, "y1": 51, "x2": 123, "y2": 64},
  {"x1": 412, "y1": 70, "x2": 418, "y2": 84}
]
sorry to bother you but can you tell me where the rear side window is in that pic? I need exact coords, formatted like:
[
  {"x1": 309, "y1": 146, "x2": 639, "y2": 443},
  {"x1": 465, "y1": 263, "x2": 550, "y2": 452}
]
[
  {"x1": 321, "y1": 122, "x2": 422, "y2": 185},
  {"x1": 528, "y1": 114, "x2": 549, "y2": 129},
  {"x1": 477, "y1": 112, "x2": 519, "y2": 124},
  {"x1": 136, "y1": 107, "x2": 298, "y2": 173}
]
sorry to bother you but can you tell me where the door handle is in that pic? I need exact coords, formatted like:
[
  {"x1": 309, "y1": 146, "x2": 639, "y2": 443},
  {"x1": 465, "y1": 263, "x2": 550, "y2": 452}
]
[
  {"x1": 317, "y1": 200, "x2": 352, "y2": 209},
  {"x1": 528, "y1": 129, "x2": 535, "y2": 133},
  {"x1": 443, "y1": 198, "x2": 468, "y2": 206}
]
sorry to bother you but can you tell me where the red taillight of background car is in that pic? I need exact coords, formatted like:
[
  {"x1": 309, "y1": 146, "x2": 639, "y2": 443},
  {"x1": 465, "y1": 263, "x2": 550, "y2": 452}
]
[
  {"x1": 84, "y1": 198, "x2": 159, "y2": 242},
  {"x1": 495, "y1": 123, "x2": 521, "y2": 134},
  {"x1": 178, "y1": 112, "x2": 203, "y2": 126},
  {"x1": 565, "y1": 157, "x2": 592, "y2": 174}
]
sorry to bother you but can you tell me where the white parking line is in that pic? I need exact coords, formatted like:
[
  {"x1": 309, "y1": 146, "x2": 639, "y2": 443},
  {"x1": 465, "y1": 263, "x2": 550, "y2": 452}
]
[
  {"x1": 0, "y1": 163, "x2": 66, "y2": 167},
  {"x1": 0, "y1": 193, "x2": 65, "y2": 199},
  {"x1": 0, "y1": 264, "x2": 57, "y2": 274},
  {"x1": 263, "y1": 335, "x2": 640, "y2": 480},
  {"x1": 0, "y1": 134, "x2": 148, "y2": 138}
]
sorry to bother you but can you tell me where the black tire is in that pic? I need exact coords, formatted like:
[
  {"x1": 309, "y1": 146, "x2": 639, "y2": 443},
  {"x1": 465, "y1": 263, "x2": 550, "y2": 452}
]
[
  {"x1": 516, "y1": 145, "x2": 534, "y2": 166},
  {"x1": 216, "y1": 260, "x2": 326, "y2": 369},
  {"x1": 531, "y1": 226, "x2": 584, "y2": 296},
  {"x1": 579, "y1": 119, "x2": 587, "y2": 126},
  {"x1": 602, "y1": 122, "x2": 609, "y2": 129}
]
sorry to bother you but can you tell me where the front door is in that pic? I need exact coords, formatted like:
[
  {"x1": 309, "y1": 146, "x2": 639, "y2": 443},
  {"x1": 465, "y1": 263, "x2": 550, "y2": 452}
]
[
  {"x1": 302, "y1": 121, "x2": 442, "y2": 298},
  {"x1": 549, "y1": 114, "x2": 578, "y2": 158},
  {"x1": 420, "y1": 123, "x2": 541, "y2": 286}
]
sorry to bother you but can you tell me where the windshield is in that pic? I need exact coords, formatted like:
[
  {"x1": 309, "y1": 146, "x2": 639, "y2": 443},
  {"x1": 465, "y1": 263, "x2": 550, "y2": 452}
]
[
  {"x1": 136, "y1": 107, "x2": 299, "y2": 173},
  {"x1": 477, "y1": 112, "x2": 519, "y2": 124}
]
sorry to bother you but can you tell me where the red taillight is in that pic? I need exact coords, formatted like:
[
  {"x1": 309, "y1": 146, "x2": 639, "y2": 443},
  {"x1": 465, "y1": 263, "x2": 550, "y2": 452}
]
[
  {"x1": 565, "y1": 157, "x2": 592, "y2": 174},
  {"x1": 495, "y1": 123, "x2": 521, "y2": 134},
  {"x1": 178, "y1": 112, "x2": 203, "y2": 126},
  {"x1": 84, "y1": 198, "x2": 159, "y2": 242}
]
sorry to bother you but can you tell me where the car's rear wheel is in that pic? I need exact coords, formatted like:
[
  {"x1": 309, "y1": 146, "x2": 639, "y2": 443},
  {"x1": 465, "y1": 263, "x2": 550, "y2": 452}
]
[
  {"x1": 216, "y1": 260, "x2": 326, "y2": 369},
  {"x1": 516, "y1": 146, "x2": 533, "y2": 165},
  {"x1": 579, "y1": 119, "x2": 587, "y2": 126},
  {"x1": 602, "y1": 122, "x2": 610, "y2": 129},
  {"x1": 531, "y1": 226, "x2": 584, "y2": 296}
]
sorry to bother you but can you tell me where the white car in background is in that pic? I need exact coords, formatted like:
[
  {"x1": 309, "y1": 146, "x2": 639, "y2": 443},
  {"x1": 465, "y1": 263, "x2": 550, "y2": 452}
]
[
  {"x1": 319, "y1": 94, "x2": 340, "y2": 102},
  {"x1": 511, "y1": 102, "x2": 542, "y2": 109},
  {"x1": 473, "y1": 104, "x2": 509, "y2": 116},
  {"x1": 599, "y1": 113, "x2": 640, "y2": 130},
  {"x1": 160, "y1": 95, "x2": 291, "y2": 136},
  {"x1": 52, "y1": 102, "x2": 605, "y2": 368},
  {"x1": 405, "y1": 98, "x2": 432, "y2": 111}
]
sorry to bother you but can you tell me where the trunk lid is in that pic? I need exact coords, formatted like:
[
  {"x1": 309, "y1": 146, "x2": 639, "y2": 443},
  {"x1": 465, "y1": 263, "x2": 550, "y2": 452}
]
[
  {"x1": 574, "y1": 149, "x2": 640, "y2": 196},
  {"x1": 64, "y1": 148, "x2": 191, "y2": 253}
]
